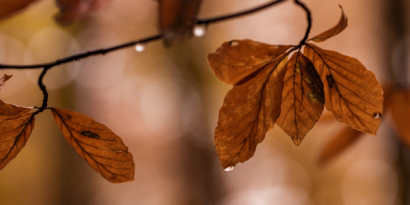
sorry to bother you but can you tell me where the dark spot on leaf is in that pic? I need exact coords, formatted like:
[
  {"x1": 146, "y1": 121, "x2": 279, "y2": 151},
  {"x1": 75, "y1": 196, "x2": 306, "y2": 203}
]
[
  {"x1": 81, "y1": 130, "x2": 100, "y2": 139},
  {"x1": 327, "y1": 74, "x2": 334, "y2": 89}
]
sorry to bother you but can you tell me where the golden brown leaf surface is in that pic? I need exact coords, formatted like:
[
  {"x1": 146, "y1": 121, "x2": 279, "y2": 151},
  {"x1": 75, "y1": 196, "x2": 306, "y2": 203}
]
[
  {"x1": 317, "y1": 84, "x2": 393, "y2": 165},
  {"x1": 0, "y1": 100, "x2": 34, "y2": 170},
  {"x1": 317, "y1": 125, "x2": 362, "y2": 165},
  {"x1": 276, "y1": 53, "x2": 324, "y2": 145},
  {"x1": 309, "y1": 6, "x2": 348, "y2": 43},
  {"x1": 214, "y1": 53, "x2": 288, "y2": 169},
  {"x1": 159, "y1": 0, "x2": 202, "y2": 46},
  {"x1": 304, "y1": 43, "x2": 383, "y2": 135},
  {"x1": 391, "y1": 90, "x2": 410, "y2": 147},
  {"x1": 0, "y1": 0, "x2": 39, "y2": 21},
  {"x1": 207, "y1": 40, "x2": 292, "y2": 85},
  {"x1": 51, "y1": 107, "x2": 135, "y2": 183}
]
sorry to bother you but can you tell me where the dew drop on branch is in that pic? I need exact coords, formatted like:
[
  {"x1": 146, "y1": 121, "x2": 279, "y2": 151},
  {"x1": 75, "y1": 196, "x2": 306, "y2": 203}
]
[
  {"x1": 193, "y1": 24, "x2": 206, "y2": 37},
  {"x1": 134, "y1": 43, "x2": 146, "y2": 52},
  {"x1": 224, "y1": 166, "x2": 235, "y2": 172}
]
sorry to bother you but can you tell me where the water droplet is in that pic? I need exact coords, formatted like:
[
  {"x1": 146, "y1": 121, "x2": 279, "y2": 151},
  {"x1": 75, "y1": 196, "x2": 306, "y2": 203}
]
[
  {"x1": 193, "y1": 24, "x2": 206, "y2": 37},
  {"x1": 229, "y1": 40, "x2": 239, "y2": 46},
  {"x1": 374, "y1": 113, "x2": 381, "y2": 119},
  {"x1": 134, "y1": 43, "x2": 146, "y2": 52},
  {"x1": 224, "y1": 166, "x2": 235, "y2": 172}
]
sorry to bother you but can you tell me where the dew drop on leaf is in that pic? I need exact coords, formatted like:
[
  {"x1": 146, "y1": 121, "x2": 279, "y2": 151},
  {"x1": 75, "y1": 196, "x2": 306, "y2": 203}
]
[
  {"x1": 193, "y1": 24, "x2": 206, "y2": 37},
  {"x1": 224, "y1": 166, "x2": 235, "y2": 172},
  {"x1": 134, "y1": 43, "x2": 146, "y2": 52},
  {"x1": 374, "y1": 113, "x2": 381, "y2": 119}
]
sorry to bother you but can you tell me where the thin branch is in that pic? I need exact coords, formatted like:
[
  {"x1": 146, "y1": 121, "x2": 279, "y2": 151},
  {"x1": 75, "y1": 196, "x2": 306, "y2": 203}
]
[
  {"x1": 0, "y1": 0, "x2": 293, "y2": 69},
  {"x1": 294, "y1": 0, "x2": 312, "y2": 47},
  {"x1": 0, "y1": 0, "x2": 313, "y2": 113},
  {"x1": 33, "y1": 66, "x2": 51, "y2": 115},
  {"x1": 0, "y1": 35, "x2": 162, "y2": 69}
]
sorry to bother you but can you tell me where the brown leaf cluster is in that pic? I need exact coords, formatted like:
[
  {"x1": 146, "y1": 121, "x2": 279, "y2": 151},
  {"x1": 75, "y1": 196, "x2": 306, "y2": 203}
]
[
  {"x1": 0, "y1": 75, "x2": 135, "y2": 183},
  {"x1": 208, "y1": 6, "x2": 384, "y2": 169}
]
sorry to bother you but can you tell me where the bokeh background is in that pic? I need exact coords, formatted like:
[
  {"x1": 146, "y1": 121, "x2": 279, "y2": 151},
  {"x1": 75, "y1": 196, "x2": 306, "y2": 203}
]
[{"x1": 0, "y1": 0, "x2": 409, "y2": 204}]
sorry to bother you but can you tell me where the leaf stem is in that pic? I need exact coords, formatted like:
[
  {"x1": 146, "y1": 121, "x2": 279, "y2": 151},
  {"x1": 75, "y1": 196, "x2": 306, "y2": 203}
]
[
  {"x1": 33, "y1": 66, "x2": 51, "y2": 115},
  {"x1": 294, "y1": 0, "x2": 312, "y2": 47}
]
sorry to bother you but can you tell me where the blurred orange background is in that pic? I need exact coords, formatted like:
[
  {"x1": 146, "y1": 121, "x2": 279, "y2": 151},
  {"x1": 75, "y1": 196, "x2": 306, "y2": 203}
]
[{"x1": 0, "y1": 0, "x2": 408, "y2": 204}]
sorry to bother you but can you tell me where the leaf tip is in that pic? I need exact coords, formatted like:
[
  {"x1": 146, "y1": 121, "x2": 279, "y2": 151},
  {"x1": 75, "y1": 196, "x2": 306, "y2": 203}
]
[{"x1": 292, "y1": 137, "x2": 303, "y2": 146}]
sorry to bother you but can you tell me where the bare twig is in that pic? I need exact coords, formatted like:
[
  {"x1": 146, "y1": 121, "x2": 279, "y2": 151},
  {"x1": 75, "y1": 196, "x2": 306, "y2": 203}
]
[{"x1": 0, "y1": 0, "x2": 313, "y2": 112}]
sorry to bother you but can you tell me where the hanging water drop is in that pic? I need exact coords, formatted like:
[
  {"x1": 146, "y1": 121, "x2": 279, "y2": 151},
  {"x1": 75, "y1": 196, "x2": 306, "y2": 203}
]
[
  {"x1": 193, "y1": 24, "x2": 206, "y2": 37},
  {"x1": 224, "y1": 166, "x2": 235, "y2": 172},
  {"x1": 134, "y1": 43, "x2": 146, "y2": 52}
]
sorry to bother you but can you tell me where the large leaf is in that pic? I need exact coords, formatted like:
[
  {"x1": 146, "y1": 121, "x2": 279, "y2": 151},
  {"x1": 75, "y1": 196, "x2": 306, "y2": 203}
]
[
  {"x1": 308, "y1": 6, "x2": 348, "y2": 43},
  {"x1": 0, "y1": 100, "x2": 34, "y2": 170},
  {"x1": 159, "y1": 0, "x2": 202, "y2": 46},
  {"x1": 51, "y1": 107, "x2": 135, "y2": 183},
  {"x1": 207, "y1": 39, "x2": 292, "y2": 85},
  {"x1": 276, "y1": 52, "x2": 324, "y2": 145},
  {"x1": 304, "y1": 43, "x2": 383, "y2": 135},
  {"x1": 0, "y1": 0, "x2": 39, "y2": 21},
  {"x1": 213, "y1": 53, "x2": 288, "y2": 169}
]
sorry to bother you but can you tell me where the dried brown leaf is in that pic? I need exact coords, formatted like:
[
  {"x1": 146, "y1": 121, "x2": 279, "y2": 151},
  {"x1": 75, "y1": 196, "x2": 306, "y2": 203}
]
[
  {"x1": 276, "y1": 53, "x2": 324, "y2": 145},
  {"x1": 0, "y1": 74, "x2": 13, "y2": 92},
  {"x1": 213, "y1": 53, "x2": 288, "y2": 169},
  {"x1": 159, "y1": 0, "x2": 202, "y2": 46},
  {"x1": 391, "y1": 90, "x2": 410, "y2": 147},
  {"x1": 304, "y1": 43, "x2": 383, "y2": 135},
  {"x1": 317, "y1": 84, "x2": 392, "y2": 165},
  {"x1": 309, "y1": 5, "x2": 348, "y2": 43},
  {"x1": 51, "y1": 107, "x2": 135, "y2": 183},
  {"x1": 317, "y1": 125, "x2": 362, "y2": 165},
  {"x1": 0, "y1": 0, "x2": 39, "y2": 21},
  {"x1": 0, "y1": 100, "x2": 34, "y2": 170},
  {"x1": 207, "y1": 40, "x2": 292, "y2": 85}
]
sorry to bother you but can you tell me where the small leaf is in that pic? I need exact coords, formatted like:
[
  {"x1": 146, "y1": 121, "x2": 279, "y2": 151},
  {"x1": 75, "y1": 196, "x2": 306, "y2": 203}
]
[
  {"x1": 159, "y1": 0, "x2": 202, "y2": 46},
  {"x1": 391, "y1": 90, "x2": 410, "y2": 147},
  {"x1": 213, "y1": 53, "x2": 288, "y2": 169},
  {"x1": 276, "y1": 52, "x2": 324, "y2": 145},
  {"x1": 207, "y1": 39, "x2": 292, "y2": 85},
  {"x1": 0, "y1": 100, "x2": 35, "y2": 170},
  {"x1": 304, "y1": 43, "x2": 383, "y2": 135},
  {"x1": 309, "y1": 6, "x2": 348, "y2": 43},
  {"x1": 317, "y1": 125, "x2": 363, "y2": 165},
  {"x1": 51, "y1": 107, "x2": 135, "y2": 183},
  {"x1": 0, "y1": 0, "x2": 39, "y2": 21},
  {"x1": 0, "y1": 74, "x2": 13, "y2": 92}
]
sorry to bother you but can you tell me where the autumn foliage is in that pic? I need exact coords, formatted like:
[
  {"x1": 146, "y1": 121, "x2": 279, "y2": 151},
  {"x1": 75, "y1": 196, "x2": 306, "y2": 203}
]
[
  {"x1": 208, "y1": 7, "x2": 384, "y2": 169},
  {"x1": 0, "y1": 0, "x2": 396, "y2": 182},
  {"x1": 0, "y1": 75, "x2": 134, "y2": 183}
]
